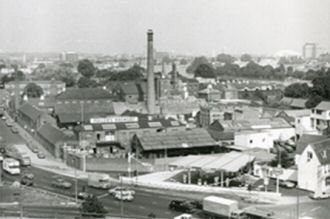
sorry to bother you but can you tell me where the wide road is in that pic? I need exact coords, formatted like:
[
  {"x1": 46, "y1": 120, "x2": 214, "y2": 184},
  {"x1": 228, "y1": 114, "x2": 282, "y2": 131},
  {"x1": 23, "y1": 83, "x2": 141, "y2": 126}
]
[{"x1": 0, "y1": 118, "x2": 185, "y2": 218}]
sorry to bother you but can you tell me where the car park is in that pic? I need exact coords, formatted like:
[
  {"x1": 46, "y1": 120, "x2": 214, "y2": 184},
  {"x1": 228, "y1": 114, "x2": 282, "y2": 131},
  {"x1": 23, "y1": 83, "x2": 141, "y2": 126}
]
[
  {"x1": 37, "y1": 152, "x2": 45, "y2": 159},
  {"x1": 279, "y1": 180, "x2": 296, "y2": 189},
  {"x1": 114, "y1": 192, "x2": 134, "y2": 201},
  {"x1": 51, "y1": 176, "x2": 72, "y2": 189},
  {"x1": 108, "y1": 187, "x2": 135, "y2": 196},
  {"x1": 169, "y1": 200, "x2": 195, "y2": 213}
]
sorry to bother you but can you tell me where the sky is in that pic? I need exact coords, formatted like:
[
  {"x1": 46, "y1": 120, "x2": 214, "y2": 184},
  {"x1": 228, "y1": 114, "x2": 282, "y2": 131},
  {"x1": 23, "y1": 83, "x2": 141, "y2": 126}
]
[{"x1": 0, "y1": 0, "x2": 329, "y2": 56}]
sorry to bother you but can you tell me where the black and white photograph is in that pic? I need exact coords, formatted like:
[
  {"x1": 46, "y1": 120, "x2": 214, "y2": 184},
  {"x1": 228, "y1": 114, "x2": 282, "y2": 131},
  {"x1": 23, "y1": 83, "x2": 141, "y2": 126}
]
[{"x1": 0, "y1": 0, "x2": 329, "y2": 218}]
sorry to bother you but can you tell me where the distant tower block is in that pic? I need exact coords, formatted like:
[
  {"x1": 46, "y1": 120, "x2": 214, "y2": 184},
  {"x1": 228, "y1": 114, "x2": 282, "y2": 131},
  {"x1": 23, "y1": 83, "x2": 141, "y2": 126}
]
[
  {"x1": 147, "y1": 30, "x2": 156, "y2": 114},
  {"x1": 172, "y1": 63, "x2": 178, "y2": 89},
  {"x1": 303, "y1": 43, "x2": 317, "y2": 59}
]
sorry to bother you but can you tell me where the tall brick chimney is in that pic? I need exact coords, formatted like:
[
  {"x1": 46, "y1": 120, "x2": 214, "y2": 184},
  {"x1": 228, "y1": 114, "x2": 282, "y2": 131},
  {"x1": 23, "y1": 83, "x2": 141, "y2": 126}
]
[{"x1": 147, "y1": 29, "x2": 156, "y2": 114}]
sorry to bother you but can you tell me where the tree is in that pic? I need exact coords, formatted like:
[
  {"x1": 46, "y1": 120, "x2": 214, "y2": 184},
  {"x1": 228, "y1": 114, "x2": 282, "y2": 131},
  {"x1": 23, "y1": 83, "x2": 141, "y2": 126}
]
[
  {"x1": 305, "y1": 94, "x2": 323, "y2": 109},
  {"x1": 77, "y1": 77, "x2": 98, "y2": 88},
  {"x1": 240, "y1": 54, "x2": 252, "y2": 62},
  {"x1": 78, "y1": 59, "x2": 95, "y2": 78},
  {"x1": 269, "y1": 150, "x2": 292, "y2": 168},
  {"x1": 186, "y1": 56, "x2": 209, "y2": 73},
  {"x1": 81, "y1": 196, "x2": 107, "y2": 217},
  {"x1": 24, "y1": 83, "x2": 44, "y2": 98},
  {"x1": 194, "y1": 64, "x2": 215, "y2": 78},
  {"x1": 216, "y1": 53, "x2": 236, "y2": 64},
  {"x1": 12, "y1": 70, "x2": 25, "y2": 81},
  {"x1": 110, "y1": 65, "x2": 144, "y2": 81},
  {"x1": 283, "y1": 83, "x2": 310, "y2": 98}
]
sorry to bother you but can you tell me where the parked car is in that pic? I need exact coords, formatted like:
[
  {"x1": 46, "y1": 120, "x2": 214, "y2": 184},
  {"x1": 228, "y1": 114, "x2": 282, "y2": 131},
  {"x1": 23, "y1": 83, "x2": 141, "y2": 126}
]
[
  {"x1": 22, "y1": 172, "x2": 34, "y2": 179},
  {"x1": 309, "y1": 192, "x2": 330, "y2": 200},
  {"x1": 78, "y1": 192, "x2": 94, "y2": 200},
  {"x1": 51, "y1": 176, "x2": 72, "y2": 189},
  {"x1": 20, "y1": 176, "x2": 34, "y2": 186},
  {"x1": 189, "y1": 200, "x2": 203, "y2": 210},
  {"x1": 108, "y1": 187, "x2": 135, "y2": 196},
  {"x1": 1, "y1": 116, "x2": 6, "y2": 121},
  {"x1": 5, "y1": 120, "x2": 13, "y2": 127},
  {"x1": 0, "y1": 153, "x2": 3, "y2": 162},
  {"x1": 168, "y1": 200, "x2": 195, "y2": 213},
  {"x1": 11, "y1": 127, "x2": 18, "y2": 134},
  {"x1": 37, "y1": 152, "x2": 45, "y2": 159},
  {"x1": 279, "y1": 180, "x2": 296, "y2": 189},
  {"x1": 114, "y1": 192, "x2": 134, "y2": 201},
  {"x1": 31, "y1": 146, "x2": 39, "y2": 153}
]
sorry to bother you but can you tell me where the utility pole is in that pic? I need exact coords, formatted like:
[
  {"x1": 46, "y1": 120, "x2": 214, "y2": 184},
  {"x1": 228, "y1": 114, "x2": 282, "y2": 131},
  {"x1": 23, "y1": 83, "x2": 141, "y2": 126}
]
[
  {"x1": 296, "y1": 188, "x2": 299, "y2": 219},
  {"x1": 120, "y1": 175, "x2": 124, "y2": 218},
  {"x1": 73, "y1": 158, "x2": 78, "y2": 204}
]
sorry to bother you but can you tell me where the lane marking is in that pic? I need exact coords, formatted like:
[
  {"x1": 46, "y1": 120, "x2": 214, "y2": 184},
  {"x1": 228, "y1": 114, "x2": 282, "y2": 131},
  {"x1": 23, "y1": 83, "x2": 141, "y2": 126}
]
[
  {"x1": 98, "y1": 193, "x2": 109, "y2": 199},
  {"x1": 139, "y1": 206, "x2": 146, "y2": 209},
  {"x1": 311, "y1": 206, "x2": 321, "y2": 212}
]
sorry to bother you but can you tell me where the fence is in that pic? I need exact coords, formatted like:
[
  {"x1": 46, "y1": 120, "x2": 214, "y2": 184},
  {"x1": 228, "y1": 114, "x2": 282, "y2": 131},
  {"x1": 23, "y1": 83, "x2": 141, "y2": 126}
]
[{"x1": 121, "y1": 177, "x2": 281, "y2": 204}]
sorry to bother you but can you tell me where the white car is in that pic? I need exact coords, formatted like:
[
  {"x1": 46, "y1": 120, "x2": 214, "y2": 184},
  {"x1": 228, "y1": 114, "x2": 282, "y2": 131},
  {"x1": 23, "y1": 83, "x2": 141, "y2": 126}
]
[
  {"x1": 0, "y1": 154, "x2": 3, "y2": 161},
  {"x1": 108, "y1": 187, "x2": 135, "y2": 196},
  {"x1": 114, "y1": 192, "x2": 134, "y2": 201}
]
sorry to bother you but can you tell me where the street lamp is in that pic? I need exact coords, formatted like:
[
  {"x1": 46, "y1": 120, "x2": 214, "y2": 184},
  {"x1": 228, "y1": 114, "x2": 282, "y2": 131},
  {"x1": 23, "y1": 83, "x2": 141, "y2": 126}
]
[{"x1": 72, "y1": 157, "x2": 78, "y2": 204}]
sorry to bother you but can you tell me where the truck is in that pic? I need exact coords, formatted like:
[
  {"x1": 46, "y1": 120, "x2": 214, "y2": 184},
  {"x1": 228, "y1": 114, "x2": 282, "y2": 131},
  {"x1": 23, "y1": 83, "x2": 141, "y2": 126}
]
[
  {"x1": 3, "y1": 158, "x2": 20, "y2": 175},
  {"x1": 5, "y1": 145, "x2": 31, "y2": 166},
  {"x1": 88, "y1": 173, "x2": 113, "y2": 189},
  {"x1": 203, "y1": 196, "x2": 244, "y2": 219}
]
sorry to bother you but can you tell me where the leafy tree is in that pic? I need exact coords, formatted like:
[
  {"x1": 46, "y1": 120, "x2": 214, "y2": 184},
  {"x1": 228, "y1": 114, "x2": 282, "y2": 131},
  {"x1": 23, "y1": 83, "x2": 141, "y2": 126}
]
[
  {"x1": 194, "y1": 64, "x2": 215, "y2": 78},
  {"x1": 179, "y1": 59, "x2": 188, "y2": 65},
  {"x1": 283, "y1": 83, "x2": 310, "y2": 98},
  {"x1": 78, "y1": 59, "x2": 95, "y2": 78},
  {"x1": 305, "y1": 94, "x2": 323, "y2": 109},
  {"x1": 216, "y1": 53, "x2": 236, "y2": 64},
  {"x1": 96, "y1": 69, "x2": 116, "y2": 78},
  {"x1": 240, "y1": 54, "x2": 253, "y2": 62},
  {"x1": 77, "y1": 77, "x2": 98, "y2": 88},
  {"x1": 269, "y1": 150, "x2": 292, "y2": 168},
  {"x1": 24, "y1": 83, "x2": 44, "y2": 98},
  {"x1": 81, "y1": 196, "x2": 107, "y2": 217},
  {"x1": 110, "y1": 65, "x2": 144, "y2": 81},
  {"x1": 12, "y1": 70, "x2": 25, "y2": 81},
  {"x1": 186, "y1": 56, "x2": 209, "y2": 73}
]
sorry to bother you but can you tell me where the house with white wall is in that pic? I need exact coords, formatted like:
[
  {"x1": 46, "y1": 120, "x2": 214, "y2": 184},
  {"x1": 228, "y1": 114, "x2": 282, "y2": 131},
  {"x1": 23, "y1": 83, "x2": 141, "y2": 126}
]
[
  {"x1": 234, "y1": 130, "x2": 273, "y2": 150},
  {"x1": 311, "y1": 101, "x2": 330, "y2": 136},
  {"x1": 297, "y1": 138, "x2": 330, "y2": 195}
]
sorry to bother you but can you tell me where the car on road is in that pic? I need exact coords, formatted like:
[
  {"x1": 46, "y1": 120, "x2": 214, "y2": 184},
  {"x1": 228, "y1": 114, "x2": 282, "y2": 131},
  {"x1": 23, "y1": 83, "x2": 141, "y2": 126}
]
[
  {"x1": 51, "y1": 176, "x2": 72, "y2": 189},
  {"x1": 114, "y1": 192, "x2": 134, "y2": 202},
  {"x1": 108, "y1": 187, "x2": 135, "y2": 196},
  {"x1": 37, "y1": 152, "x2": 45, "y2": 159},
  {"x1": 31, "y1": 146, "x2": 39, "y2": 153},
  {"x1": 78, "y1": 192, "x2": 94, "y2": 200},
  {"x1": 309, "y1": 192, "x2": 330, "y2": 200},
  {"x1": 168, "y1": 200, "x2": 195, "y2": 213},
  {"x1": 1, "y1": 116, "x2": 6, "y2": 121},
  {"x1": 279, "y1": 180, "x2": 296, "y2": 189},
  {"x1": 5, "y1": 120, "x2": 13, "y2": 127},
  {"x1": 20, "y1": 175, "x2": 34, "y2": 186},
  {"x1": 11, "y1": 127, "x2": 18, "y2": 134},
  {"x1": 22, "y1": 172, "x2": 34, "y2": 179}
]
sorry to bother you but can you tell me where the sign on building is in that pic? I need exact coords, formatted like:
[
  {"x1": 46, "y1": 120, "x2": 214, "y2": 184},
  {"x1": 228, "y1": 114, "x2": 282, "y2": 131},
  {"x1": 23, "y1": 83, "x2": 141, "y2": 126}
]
[{"x1": 90, "y1": 116, "x2": 138, "y2": 124}]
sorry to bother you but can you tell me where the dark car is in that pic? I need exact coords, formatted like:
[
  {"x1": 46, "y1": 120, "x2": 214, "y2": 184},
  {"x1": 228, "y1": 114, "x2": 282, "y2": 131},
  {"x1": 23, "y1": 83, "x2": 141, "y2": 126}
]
[
  {"x1": 51, "y1": 176, "x2": 72, "y2": 189},
  {"x1": 190, "y1": 200, "x2": 203, "y2": 210},
  {"x1": 78, "y1": 192, "x2": 94, "y2": 200},
  {"x1": 279, "y1": 180, "x2": 296, "y2": 189},
  {"x1": 20, "y1": 176, "x2": 34, "y2": 186},
  {"x1": 169, "y1": 200, "x2": 195, "y2": 213}
]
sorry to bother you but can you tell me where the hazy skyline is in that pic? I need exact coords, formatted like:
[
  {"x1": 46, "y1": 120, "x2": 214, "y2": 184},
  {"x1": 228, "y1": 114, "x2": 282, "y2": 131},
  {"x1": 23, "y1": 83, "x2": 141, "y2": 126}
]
[{"x1": 0, "y1": 0, "x2": 329, "y2": 56}]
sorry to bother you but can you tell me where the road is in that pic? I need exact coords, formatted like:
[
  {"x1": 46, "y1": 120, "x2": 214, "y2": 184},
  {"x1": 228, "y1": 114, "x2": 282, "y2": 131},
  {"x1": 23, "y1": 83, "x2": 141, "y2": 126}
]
[{"x1": 0, "y1": 118, "x2": 185, "y2": 219}]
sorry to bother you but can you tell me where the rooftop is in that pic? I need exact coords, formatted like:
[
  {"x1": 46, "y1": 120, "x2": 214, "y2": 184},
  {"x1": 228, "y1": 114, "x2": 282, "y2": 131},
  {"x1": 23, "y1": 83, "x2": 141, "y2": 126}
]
[
  {"x1": 310, "y1": 138, "x2": 330, "y2": 165},
  {"x1": 315, "y1": 101, "x2": 330, "y2": 111},
  {"x1": 56, "y1": 88, "x2": 112, "y2": 100},
  {"x1": 296, "y1": 134, "x2": 328, "y2": 155},
  {"x1": 136, "y1": 128, "x2": 217, "y2": 151},
  {"x1": 18, "y1": 103, "x2": 42, "y2": 121}
]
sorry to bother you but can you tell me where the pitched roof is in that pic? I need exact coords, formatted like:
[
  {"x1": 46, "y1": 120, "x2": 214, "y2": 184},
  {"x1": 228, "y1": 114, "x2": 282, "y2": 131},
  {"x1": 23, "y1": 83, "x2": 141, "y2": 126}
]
[
  {"x1": 296, "y1": 134, "x2": 328, "y2": 155},
  {"x1": 37, "y1": 123, "x2": 71, "y2": 145},
  {"x1": 310, "y1": 139, "x2": 330, "y2": 165},
  {"x1": 18, "y1": 103, "x2": 42, "y2": 121},
  {"x1": 315, "y1": 101, "x2": 330, "y2": 111},
  {"x1": 54, "y1": 102, "x2": 114, "y2": 114},
  {"x1": 136, "y1": 128, "x2": 217, "y2": 151},
  {"x1": 56, "y1": 88, "x2": 112, "y2": 100}
]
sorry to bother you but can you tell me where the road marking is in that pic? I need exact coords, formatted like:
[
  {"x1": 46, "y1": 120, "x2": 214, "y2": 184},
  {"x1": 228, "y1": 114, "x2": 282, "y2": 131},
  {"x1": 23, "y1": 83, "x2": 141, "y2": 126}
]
[
  {"x1": 98, "y1": 193, "x2": 109, "y2": 199},
  {"x1": 311, "y1": 206, "x2": 321, "y2": 212},
  {"x1": 139, "y1": 206, "x2": 146, "y2": 209}
]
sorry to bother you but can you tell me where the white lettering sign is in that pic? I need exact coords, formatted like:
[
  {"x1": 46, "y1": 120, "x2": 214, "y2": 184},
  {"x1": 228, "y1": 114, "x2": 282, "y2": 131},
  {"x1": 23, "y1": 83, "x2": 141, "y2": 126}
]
[{"x1": 90, "y1": 116, "x2": 138, "y2": 124}]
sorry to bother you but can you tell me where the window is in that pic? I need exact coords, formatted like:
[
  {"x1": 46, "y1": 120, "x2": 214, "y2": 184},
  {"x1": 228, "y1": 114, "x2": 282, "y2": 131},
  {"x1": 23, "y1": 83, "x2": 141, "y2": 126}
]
[
  {"x1": 317, "y1": 119, "x2": 320, "y2": 125},
  {"x1": 322, "y1": 150, "x2": 327, "y2": 159},
  {"x1": 316, "y1": 110, "x2": 323, "y2": 115},
  {"x1": 307, "y1": 152, "x2": 313, "y2": 161},
  {"x1": 297, "y1": 119, "x2": 300, "y2": 124},
  {"x1": 249, "y1": 139, "x2": 253, "y2": 144}
]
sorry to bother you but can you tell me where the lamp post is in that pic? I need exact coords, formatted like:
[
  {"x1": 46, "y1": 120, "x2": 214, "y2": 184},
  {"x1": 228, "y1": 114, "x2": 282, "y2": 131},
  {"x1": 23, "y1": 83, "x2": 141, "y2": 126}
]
[{"x1": 72, "y1": 157, "x2": 78, "y2": 204}]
